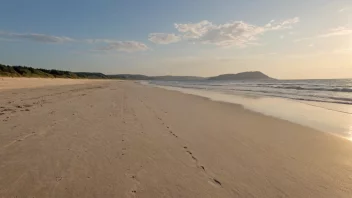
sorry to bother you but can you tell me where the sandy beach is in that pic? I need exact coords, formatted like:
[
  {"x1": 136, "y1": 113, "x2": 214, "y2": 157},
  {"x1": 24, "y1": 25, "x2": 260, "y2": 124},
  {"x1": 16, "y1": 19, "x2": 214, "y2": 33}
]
[
  {"x1": 0, "y1": 77, "x2": 104, "y2": 91},
  {"x1": 0, "y1": 78, "x2": 352, "y2": 198}
]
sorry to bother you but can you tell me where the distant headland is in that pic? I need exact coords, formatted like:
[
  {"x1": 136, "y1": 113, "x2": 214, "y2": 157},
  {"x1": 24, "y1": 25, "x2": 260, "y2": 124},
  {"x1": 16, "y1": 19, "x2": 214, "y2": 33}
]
[{"x1": 0, "y1": 63, "x2": 274, "y2": 81}]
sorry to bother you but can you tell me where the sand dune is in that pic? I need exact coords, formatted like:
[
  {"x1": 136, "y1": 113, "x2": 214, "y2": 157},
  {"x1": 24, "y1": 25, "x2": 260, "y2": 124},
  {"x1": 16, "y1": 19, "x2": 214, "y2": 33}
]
[{"x1": 0, "y1": 79, "x2": 351, "y2": 197}]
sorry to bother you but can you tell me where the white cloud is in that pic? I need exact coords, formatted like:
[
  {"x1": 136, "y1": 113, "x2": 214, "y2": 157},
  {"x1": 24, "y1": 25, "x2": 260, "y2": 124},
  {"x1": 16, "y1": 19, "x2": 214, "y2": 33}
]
[
  {"x1": 318, "y1": 26, "x2": 352, "y2": 38},
  {"x1": 295, "y1": 26, "x2": 352, "y2": 42},
  {"x1": 85, "y1": 39, "x2": 127, "y2": 44},
  {"x1": 199, "y1": 21, "x2": 266, "y2": 46},
  {"x1": 86, "y1": 39, "x2": 111, "y2": 44},
  {"x1": 172, "y1": 17, "x2": 299, "y2": 47},
  {"x1": 96, "y1": 41, "x2": 149, "y2": 52},
  {"x1": 294, "y1": 37, "x2": 311, "y2": 42},
  {"x1": 333, "y1": 48, "x2": 352, "y2": 54},
  {"x1": 0, "y1": 30, "x2": 149, "y2": 53},
  {"x1": 338, "y1": 7, "x2": 349, "y2": 13},
  {"x1": 148, "y1": 33, "x2": 181, "y2": 44},
  {"x1": 175, "y1": 20, "x2": 215, "y2": 40},
  {"x1": 265, "y1": 17, "x2": 300, "y2": 30},
  {"x1": 0, "y1": 31, "x2": 74, "y2": 43}
]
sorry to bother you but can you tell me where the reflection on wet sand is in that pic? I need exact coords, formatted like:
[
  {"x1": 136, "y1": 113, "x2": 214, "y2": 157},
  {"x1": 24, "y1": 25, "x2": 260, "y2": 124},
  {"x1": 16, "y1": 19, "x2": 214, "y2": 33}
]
[{"x1": 157, "y1": 85, "x2": 352, "y2": 140}]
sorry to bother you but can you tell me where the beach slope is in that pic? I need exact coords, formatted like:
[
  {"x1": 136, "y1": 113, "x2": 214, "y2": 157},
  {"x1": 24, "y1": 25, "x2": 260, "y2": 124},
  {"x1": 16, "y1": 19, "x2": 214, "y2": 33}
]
[{"x1": 0, "y1": 79, "x2": 351, "y2": 197}]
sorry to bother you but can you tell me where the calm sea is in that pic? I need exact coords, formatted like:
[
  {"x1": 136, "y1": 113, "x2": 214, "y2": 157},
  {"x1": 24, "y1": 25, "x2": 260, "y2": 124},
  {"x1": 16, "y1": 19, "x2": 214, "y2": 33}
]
[{"x1": 150, "y1": 79, "x2": 352, "y2": 106}]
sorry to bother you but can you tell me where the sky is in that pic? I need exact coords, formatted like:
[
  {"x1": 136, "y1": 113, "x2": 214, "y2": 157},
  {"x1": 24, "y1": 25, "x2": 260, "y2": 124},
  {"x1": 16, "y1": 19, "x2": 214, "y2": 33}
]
[{"x1": 0, "y1": 0, "x2": 351, "y2": 79}]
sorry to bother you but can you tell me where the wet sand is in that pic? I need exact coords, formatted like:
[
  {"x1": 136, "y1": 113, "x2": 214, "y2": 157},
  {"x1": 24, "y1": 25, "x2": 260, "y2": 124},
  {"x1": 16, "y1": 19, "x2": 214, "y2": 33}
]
[
  {"x1": 156, "y1": 85, "x2": 352, "y2": 139},
  {"x1": 0, "y1": 79, "x2": 352, "y2": 197}
]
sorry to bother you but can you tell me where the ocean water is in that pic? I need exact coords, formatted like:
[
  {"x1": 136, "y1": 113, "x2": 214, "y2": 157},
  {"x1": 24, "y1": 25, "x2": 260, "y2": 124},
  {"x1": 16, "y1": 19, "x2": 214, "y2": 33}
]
[
  {"x1": 147, "y1": 79, "x2": 352, "y2": 139},
  {"x1": 151, "y1": 79, "x2": 352, "y2": 107}
]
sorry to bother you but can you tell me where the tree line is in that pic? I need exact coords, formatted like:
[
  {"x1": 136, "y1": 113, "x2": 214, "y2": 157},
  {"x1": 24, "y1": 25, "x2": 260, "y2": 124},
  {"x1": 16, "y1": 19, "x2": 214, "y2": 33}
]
[{"x1": 0, "y1": 63, "x2": 109, "y2": 79}]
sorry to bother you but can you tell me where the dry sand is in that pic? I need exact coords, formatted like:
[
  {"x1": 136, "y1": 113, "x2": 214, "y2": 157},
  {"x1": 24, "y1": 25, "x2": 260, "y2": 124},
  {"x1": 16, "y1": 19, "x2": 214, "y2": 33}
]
[
  {"x1": 0, "y1": 77, "x2": 104, "y2": 91},
  {"x1": 0, "y1": 78, "x2": 351, "y2": 198}
]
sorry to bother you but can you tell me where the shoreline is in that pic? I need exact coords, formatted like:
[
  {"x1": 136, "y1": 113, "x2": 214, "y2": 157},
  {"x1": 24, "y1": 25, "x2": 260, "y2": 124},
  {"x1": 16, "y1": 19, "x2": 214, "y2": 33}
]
[
  {"x1": 151, "y1": 83, "x2": 352, "y2": 140},
  {"x1": 1, "y1": 79, "x2": 352, "y2": 197}
]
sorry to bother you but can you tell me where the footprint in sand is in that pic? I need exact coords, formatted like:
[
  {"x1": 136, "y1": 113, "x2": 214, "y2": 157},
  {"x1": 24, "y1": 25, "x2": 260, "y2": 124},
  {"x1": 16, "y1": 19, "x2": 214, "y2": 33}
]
[
  {"x1": 183, "y1": 146, "x2": 223, "y2": 188},
  {"x1": 212, "y1": 179, "x2": 222, "y2": 186}
]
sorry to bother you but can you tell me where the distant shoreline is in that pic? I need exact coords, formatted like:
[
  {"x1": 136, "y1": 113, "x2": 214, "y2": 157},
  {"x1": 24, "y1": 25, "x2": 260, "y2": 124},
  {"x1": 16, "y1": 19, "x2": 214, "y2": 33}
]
[{"x1": 1, "y1": 63, "x2": 273, "y2": 81}]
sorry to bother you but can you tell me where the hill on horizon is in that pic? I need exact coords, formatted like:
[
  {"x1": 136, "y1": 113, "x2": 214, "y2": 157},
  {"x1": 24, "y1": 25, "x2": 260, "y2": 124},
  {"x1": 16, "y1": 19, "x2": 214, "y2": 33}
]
[
  {"x1": 208, "y1": 71, "x2": 273, "y2": 81},
  {"x1": 0, "y1": 63, "x2": 273, "y2": 81}
]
